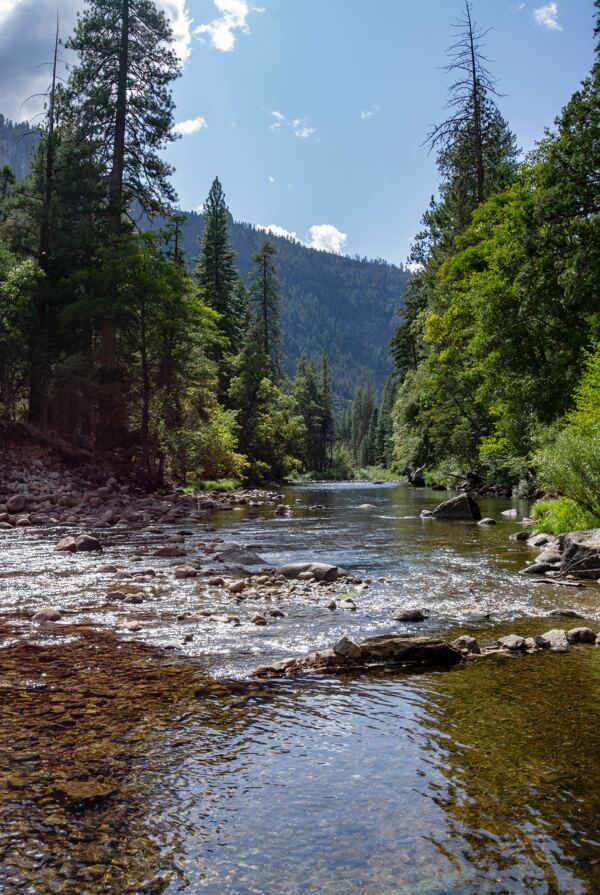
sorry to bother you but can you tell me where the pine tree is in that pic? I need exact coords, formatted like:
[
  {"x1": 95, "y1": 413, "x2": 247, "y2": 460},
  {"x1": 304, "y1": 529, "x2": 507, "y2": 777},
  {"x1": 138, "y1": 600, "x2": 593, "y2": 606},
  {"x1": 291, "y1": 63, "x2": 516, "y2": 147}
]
[
  {"x1": 248, "y1": 240, "x2": 281, "y2": 379},
  {"x1": 66, "y1": 0, "x2": 180, "y2": 230},
  {"x1": 195, "y1": 178, "x2": 244, "y2": 387},
  {"x1": 65, "y1": 0, "x2": 180, "y2": 446},
  {"x1": 319, "y1": 350, "x2": 335, "y2": 470}
]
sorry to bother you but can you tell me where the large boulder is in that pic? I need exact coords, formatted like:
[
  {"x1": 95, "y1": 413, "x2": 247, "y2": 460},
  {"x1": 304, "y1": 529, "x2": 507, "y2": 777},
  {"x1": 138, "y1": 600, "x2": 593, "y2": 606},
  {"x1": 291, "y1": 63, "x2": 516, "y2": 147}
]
[
  {"x1": 560, "y1": 529, "x2": 600, "y2": 579},
  {"x1": 431, "y1": 493, "x2": 481, "y2": 521},
  {"x1": 276, "y1": 562, "x2": 343, "y2": 582},
  {"x1": 56, "y1": 534, "x2": 102, "y2": 553},
  {"x1": 7, "y1": 494, "x2": 28, "y2": 513}
]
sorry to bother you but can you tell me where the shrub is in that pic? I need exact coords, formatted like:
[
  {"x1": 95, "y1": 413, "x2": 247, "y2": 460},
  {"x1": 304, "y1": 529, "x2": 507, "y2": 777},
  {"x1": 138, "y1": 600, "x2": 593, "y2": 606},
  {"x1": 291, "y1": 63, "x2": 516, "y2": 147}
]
[
  {"x1": 532, "y1": 498, "x2": 600, "y2": 535},
  {"x1": 535, "y1": 426, "x2": 600, "y2": 520},
  {"x1": 198, "y1": 478, "x2": 241, "y2": 492}
]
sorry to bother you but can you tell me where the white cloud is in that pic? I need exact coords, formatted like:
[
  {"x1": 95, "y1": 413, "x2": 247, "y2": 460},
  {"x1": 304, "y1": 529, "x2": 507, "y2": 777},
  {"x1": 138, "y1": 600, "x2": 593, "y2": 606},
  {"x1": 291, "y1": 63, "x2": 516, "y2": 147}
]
[
  {"x1": 269, "y1": 111, "x2": 316, "y2": 139},
  {"x1": 173, "y1": 116, "x2": 207, "y2": 136},
  {"x1": 160, "y1": 0, "x2": 193, "y2": 61},
  {"x1": 268, "y1": 175, "x2": 275, "y2": 184},
  {"x1": 360, "y1": 104, "x2": 380, "y2": 120},
  {"x1": 195, "y1": 0, "x2": 263, "y2": 52},
  {"x1": 0, "y1": 0, "x2": 193, "y2": 120},
  {"x1": 256, "y1": 222, "x2": 349, "y2": 254},
  {"x1": 307, "y1": 224, "x2": 348, "y2": 254},
  {"x1": 269, "y1": 110, "x2": 286, "y2": 130},
  {"x1": 257, "y1": 223, "x2": 298, "y2": 241},
  {"x1": 293, "y1": 118, "x2": 315, "y2": 139},
  {"x1": 533, "y1": 2, "x2": 562, "y2": 30}
]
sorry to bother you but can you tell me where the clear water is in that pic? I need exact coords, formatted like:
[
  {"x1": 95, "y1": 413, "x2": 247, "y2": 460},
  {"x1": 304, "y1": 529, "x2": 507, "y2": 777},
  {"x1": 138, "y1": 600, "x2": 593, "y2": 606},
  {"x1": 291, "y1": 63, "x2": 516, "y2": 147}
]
[{"x1": 1, "y1": 482, "x2": 599, "y2": 894}]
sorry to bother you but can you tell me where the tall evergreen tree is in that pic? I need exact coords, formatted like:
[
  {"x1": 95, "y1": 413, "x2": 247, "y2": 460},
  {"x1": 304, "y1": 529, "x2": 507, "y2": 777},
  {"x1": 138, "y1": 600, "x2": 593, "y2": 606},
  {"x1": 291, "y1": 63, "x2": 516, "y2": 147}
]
[
  {"x1": 66, "y1": 0, "x2": 181, "y2": 230},
  {"x1": 248, "y1": 240, "x2": 281, "y2": 379},
  {"x1": 319, "y1": 349, "x2": 335, "y2": 469},
  {"x1": 65, "y1": 0, "x2": 181, "y2": 445},
  {"x1": 195, "y1": 178, "x2": 244, "y2": 391}
]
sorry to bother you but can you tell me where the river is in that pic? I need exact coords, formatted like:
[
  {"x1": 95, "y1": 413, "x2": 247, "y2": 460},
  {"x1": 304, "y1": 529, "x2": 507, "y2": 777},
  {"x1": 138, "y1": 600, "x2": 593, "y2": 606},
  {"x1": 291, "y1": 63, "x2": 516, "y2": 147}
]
[{"x1": 1, "y1": 482, "x2": 599, "y2": 894}]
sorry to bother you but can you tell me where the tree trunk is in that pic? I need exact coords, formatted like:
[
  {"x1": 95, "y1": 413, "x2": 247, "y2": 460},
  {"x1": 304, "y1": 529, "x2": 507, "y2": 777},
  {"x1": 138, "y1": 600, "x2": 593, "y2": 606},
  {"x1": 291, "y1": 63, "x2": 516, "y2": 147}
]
[
  {"x1": 29, "y1": 17, "x2": 59, "y2": 428},
  {"x1": 465, "y1": 2, "x2": 485, "y2": 205},
  {"x1": 99, "y1": 0, "x2": 129, "y2": 449},
  {"x1": 108, "y1": 0, "x2": 129, "y2": 235}
]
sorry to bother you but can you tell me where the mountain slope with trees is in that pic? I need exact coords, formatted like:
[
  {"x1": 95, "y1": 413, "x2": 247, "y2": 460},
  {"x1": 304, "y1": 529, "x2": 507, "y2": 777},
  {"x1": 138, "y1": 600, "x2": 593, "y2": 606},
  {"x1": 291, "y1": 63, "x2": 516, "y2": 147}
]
[{"x1": 0, "y1": 117, "x2": 409, "y2": 407}]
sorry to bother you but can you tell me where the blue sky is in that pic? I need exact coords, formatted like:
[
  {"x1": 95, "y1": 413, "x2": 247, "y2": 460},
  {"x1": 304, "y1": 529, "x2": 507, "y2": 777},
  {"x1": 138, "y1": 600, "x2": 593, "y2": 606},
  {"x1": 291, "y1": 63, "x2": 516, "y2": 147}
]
[
  {"x1": 0, "y1": 0, "x2": 595, "y2": 264},
  {"x1": 166, "y1": 0, "x2": 596, "y2": 265}
]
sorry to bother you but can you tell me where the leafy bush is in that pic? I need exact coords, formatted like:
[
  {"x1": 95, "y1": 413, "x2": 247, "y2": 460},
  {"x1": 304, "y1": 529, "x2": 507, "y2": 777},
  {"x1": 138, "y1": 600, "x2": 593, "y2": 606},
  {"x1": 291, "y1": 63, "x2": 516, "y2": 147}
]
[
  {"x1": 531, "y1": 498, "x2": 600, "y2": 535},
  {"x1": 424, "y1": 457, "x2": 465, "y2": 487},
  {"x1": 198, "y1": 479, "x2": 241, "y2": 492},
  {"x1": 536, "y1": 426, "x2": 600, "y2": 520}
]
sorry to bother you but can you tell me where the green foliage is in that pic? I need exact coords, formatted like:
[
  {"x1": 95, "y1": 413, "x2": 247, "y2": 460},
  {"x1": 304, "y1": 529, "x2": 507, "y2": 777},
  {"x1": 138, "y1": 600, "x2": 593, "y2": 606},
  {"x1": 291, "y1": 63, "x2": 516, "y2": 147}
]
[
  {"x1": 194, "y1": 177, "x2": 246, "y2": 388},
  {"x1": 567, "y1": 343, "x2": 600, "y2": 434},
  {"x1": 249, "y1": 240, "x2": 281, "y2": 379},
  {"x1": 0, "y1": 244, "x2": 41, "y2": 417},
  {"x1": 536, "y1": 427, "x2": 600, "y2": 520},
  {"x1": 197, "y1": 478, "x2": 241, "y2": 492},
  {"x1": 291, "y1": 351, "x2": 335, "y2": 473},
  {"x1": 391, "y1": 5, "x2": 600, "y2": 485},
  {"x1": 531, "y1": 498, "x2": 600, "y2": 536},
  {"x1": 65, "y1": 0, "x2": 180, "y2": 219}
]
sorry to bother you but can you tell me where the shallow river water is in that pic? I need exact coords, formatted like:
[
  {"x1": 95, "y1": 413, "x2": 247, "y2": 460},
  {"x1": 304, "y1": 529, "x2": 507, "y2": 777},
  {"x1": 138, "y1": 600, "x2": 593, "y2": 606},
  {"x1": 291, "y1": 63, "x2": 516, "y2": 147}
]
[{"x1": 1, "y1": 482, "x2": 600, "y2": 894}]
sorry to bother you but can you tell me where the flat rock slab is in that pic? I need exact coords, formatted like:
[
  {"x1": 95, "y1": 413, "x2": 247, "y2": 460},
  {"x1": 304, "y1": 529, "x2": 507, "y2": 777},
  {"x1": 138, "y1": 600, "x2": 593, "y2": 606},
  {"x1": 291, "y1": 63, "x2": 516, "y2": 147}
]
[
  {"x1": 214, "y1": 545, "x2": 266, "y2": 566},
  {"x1": 431, "y1": 494, "x2": 481, "y2": 521},
  {"x1": 254, "y1": 634, "x2": 462, "y2": 679}
]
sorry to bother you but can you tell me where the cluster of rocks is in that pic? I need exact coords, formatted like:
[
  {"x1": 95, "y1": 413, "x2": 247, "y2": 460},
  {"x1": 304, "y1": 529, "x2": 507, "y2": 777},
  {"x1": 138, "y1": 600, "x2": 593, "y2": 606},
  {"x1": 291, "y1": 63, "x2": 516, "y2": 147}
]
[
  {"x1": 520, "y1": 529, "x2": 600, "y2": 581},
  {"x1": 0, "y1": 451, "x2": 280, "y2": 532},
  {"x1": 254, "y1": 634, "x2": 463, "y2": 678},
  {"x1": 254, "y1": 617, "x2": 600, "y2": 679}
]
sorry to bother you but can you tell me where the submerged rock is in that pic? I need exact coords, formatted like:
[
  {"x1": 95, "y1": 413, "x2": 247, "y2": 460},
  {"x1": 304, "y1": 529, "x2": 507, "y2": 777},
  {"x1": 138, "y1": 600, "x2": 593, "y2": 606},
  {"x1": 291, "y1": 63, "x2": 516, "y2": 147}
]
[
  {"x1": 32, "y1": 608, "x2": 62, "y2": 622},
  {"x1": 478, "y1": 517, "x2": 496, "y2": 526},
  {"x1": 548, "y1": 608, "x2": 584, "y2": 619},
  {"x1": 520, "y1": 562, "x2": 560, "y2": 575},
  {"x1": 431, "y1": 494, "x2": 481, "y2": 522},
  {"x1": 394, "y1": 609, "x2": 426, "y2": 622},
  {"x1": 214, "y1": 545, "x2": 266, "y2": 566}
]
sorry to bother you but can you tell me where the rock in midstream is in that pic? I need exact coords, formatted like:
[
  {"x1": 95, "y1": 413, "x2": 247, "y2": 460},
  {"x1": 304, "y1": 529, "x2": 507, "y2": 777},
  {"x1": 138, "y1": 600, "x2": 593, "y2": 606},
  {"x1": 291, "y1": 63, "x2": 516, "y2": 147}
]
[
  {"x1": 253, "y1": 635, "x2": 463, "y2": 679},
  {"x1": 430, "y1": 493, "x2": 482, "y2": 521}
]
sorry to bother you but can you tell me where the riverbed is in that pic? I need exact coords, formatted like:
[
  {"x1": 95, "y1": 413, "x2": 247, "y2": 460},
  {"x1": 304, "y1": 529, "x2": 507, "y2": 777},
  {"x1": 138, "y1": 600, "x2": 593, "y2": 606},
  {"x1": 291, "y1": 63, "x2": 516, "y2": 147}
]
[{"x1": 1, "y1": 482, "x2": 599, "y2": 894}]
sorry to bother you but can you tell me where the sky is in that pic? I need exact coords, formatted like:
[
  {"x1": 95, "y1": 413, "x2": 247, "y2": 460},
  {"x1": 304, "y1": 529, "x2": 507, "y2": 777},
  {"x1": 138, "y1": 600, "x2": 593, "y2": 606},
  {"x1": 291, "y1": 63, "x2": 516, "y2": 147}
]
[{"x1": 0, "y1": 0, "x2": 596, "y2": 265}]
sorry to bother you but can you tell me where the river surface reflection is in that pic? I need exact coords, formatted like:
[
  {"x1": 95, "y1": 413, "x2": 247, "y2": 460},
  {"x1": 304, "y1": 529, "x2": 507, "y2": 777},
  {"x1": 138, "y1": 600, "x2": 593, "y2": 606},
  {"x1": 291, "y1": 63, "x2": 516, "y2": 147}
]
[{"x1": 1, "y1": 482, "x2": 599, "y2": 893}]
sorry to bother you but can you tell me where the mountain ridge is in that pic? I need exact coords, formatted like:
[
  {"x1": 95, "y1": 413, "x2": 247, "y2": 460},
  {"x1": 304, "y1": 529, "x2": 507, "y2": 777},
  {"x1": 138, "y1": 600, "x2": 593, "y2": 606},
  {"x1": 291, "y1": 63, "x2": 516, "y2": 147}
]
[{"x1": 0, "y1": 115, "x2": 409, "y2": 404}]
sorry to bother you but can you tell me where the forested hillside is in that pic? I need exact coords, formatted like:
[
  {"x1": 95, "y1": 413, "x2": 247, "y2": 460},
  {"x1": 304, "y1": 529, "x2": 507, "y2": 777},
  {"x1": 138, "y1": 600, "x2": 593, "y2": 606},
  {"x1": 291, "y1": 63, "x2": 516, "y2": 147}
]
[
  {"x1": 174, "y1": 212, "x2": 408, "y2": 403},
  {"x1": 0, "y1": 118, "x2": 409, "y2": 405},
  {"x1": 0, "y1": 116, "x2": 39, "y2": 180},
  {"x1": 384, "y1": 0, "x2": 600, "y2": 529}
]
